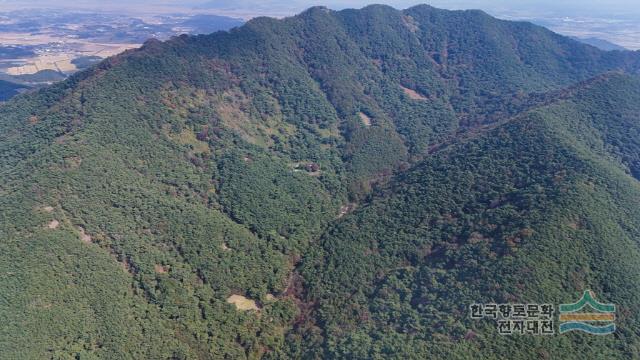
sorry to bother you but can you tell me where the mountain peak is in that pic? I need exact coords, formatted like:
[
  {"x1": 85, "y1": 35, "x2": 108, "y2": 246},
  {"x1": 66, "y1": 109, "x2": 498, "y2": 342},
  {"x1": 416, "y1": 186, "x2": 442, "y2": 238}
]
[{"x1": 2, "y1": 4, "x2": 640, "y2": 359}]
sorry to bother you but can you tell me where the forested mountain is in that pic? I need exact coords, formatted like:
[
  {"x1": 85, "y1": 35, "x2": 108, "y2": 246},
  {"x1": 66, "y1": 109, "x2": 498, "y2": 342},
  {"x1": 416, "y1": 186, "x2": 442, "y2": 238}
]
[
  {"x1": 1, "y1": 4, "x2": 640, "y2": 359},
  {"x1": 294, "y1": 73, "x2": 640, "y2": 359}
]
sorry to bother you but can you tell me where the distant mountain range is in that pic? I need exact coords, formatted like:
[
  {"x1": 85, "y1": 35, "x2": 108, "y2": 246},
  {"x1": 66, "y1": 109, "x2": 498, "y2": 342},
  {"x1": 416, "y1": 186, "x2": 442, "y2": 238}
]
[
  {"x1": 0, "y1": 11, "x2": 244, "y2": 101},
  {"x1": 572, "y1": 36, "x2": 628, "y2": 51},
  {"x1": 1, "y1": 4, "x2": 640, "y2": 359}
]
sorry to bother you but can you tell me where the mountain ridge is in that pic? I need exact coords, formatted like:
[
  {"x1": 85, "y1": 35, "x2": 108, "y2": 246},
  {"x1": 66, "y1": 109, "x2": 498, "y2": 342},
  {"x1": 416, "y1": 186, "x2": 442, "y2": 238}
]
[
  {"x1": 1, "y1": 4, "x2": 640, "y2": 359},
  {"x1": 293, "y1": 71, "x2": 640, "y2": 359}
]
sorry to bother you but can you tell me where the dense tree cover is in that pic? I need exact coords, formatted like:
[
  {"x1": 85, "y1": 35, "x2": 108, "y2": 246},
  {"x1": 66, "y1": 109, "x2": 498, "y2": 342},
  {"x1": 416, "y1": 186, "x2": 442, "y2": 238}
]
[
  {"x1": 12, "y1": 69, "x2": 67, "y2": 83},
  {"x1": 1, "y1": 3, "x2": 640, "y2": 359},
  {"x1": 71, "y1": 56, "x2": 104, "y2": 70},
  {"x1": 291, "y1": 73, "x2": 640, "y2": 359}
]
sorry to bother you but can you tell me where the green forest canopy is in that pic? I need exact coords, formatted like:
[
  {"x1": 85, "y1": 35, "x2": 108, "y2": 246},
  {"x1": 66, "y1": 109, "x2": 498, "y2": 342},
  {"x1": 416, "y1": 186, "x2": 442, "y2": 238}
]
[{"x1": 0, "y1": 4, "x2": 640, "y2": 359}]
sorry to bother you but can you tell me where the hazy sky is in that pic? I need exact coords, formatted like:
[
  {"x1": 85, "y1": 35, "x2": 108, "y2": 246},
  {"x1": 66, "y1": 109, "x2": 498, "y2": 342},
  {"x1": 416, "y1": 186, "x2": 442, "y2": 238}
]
[{"x1": 2, "y1": 0, "x2": 639, "y2": 18}]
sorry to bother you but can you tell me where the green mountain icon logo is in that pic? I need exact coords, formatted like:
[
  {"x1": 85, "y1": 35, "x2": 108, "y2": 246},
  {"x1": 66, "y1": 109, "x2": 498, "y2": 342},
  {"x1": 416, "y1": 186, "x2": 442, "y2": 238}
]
[{"x1": 559, "y1": 290, "x2": 616, "y2": 335}]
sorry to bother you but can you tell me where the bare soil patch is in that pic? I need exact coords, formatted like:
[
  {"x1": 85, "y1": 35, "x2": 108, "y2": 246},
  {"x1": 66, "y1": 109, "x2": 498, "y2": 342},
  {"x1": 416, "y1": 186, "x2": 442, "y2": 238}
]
[
  {"x1": 337, "y1": 203, "x2": 357, "y2": 219},
  {"x1": 358, "y1": 112, "x2": 372, "y2": 126},
  {"x1": 78, "y1": 227, "x2": 92, "y2": 243},
  {"x1": 401, "y1": 86, "x2": 428, "y2": 100},
  {"x1": 402, "y1": 15, "x2": 420, "y2": 33},
  {"x1": 227, "y1": 294, "x2": 260, "y2": 311},
  {"x1": 568, "y1": 221, "x2": 582, "y2": 230},
  {"x1": 154, "y1": 264, "x2": 169, "y2": 274}
]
